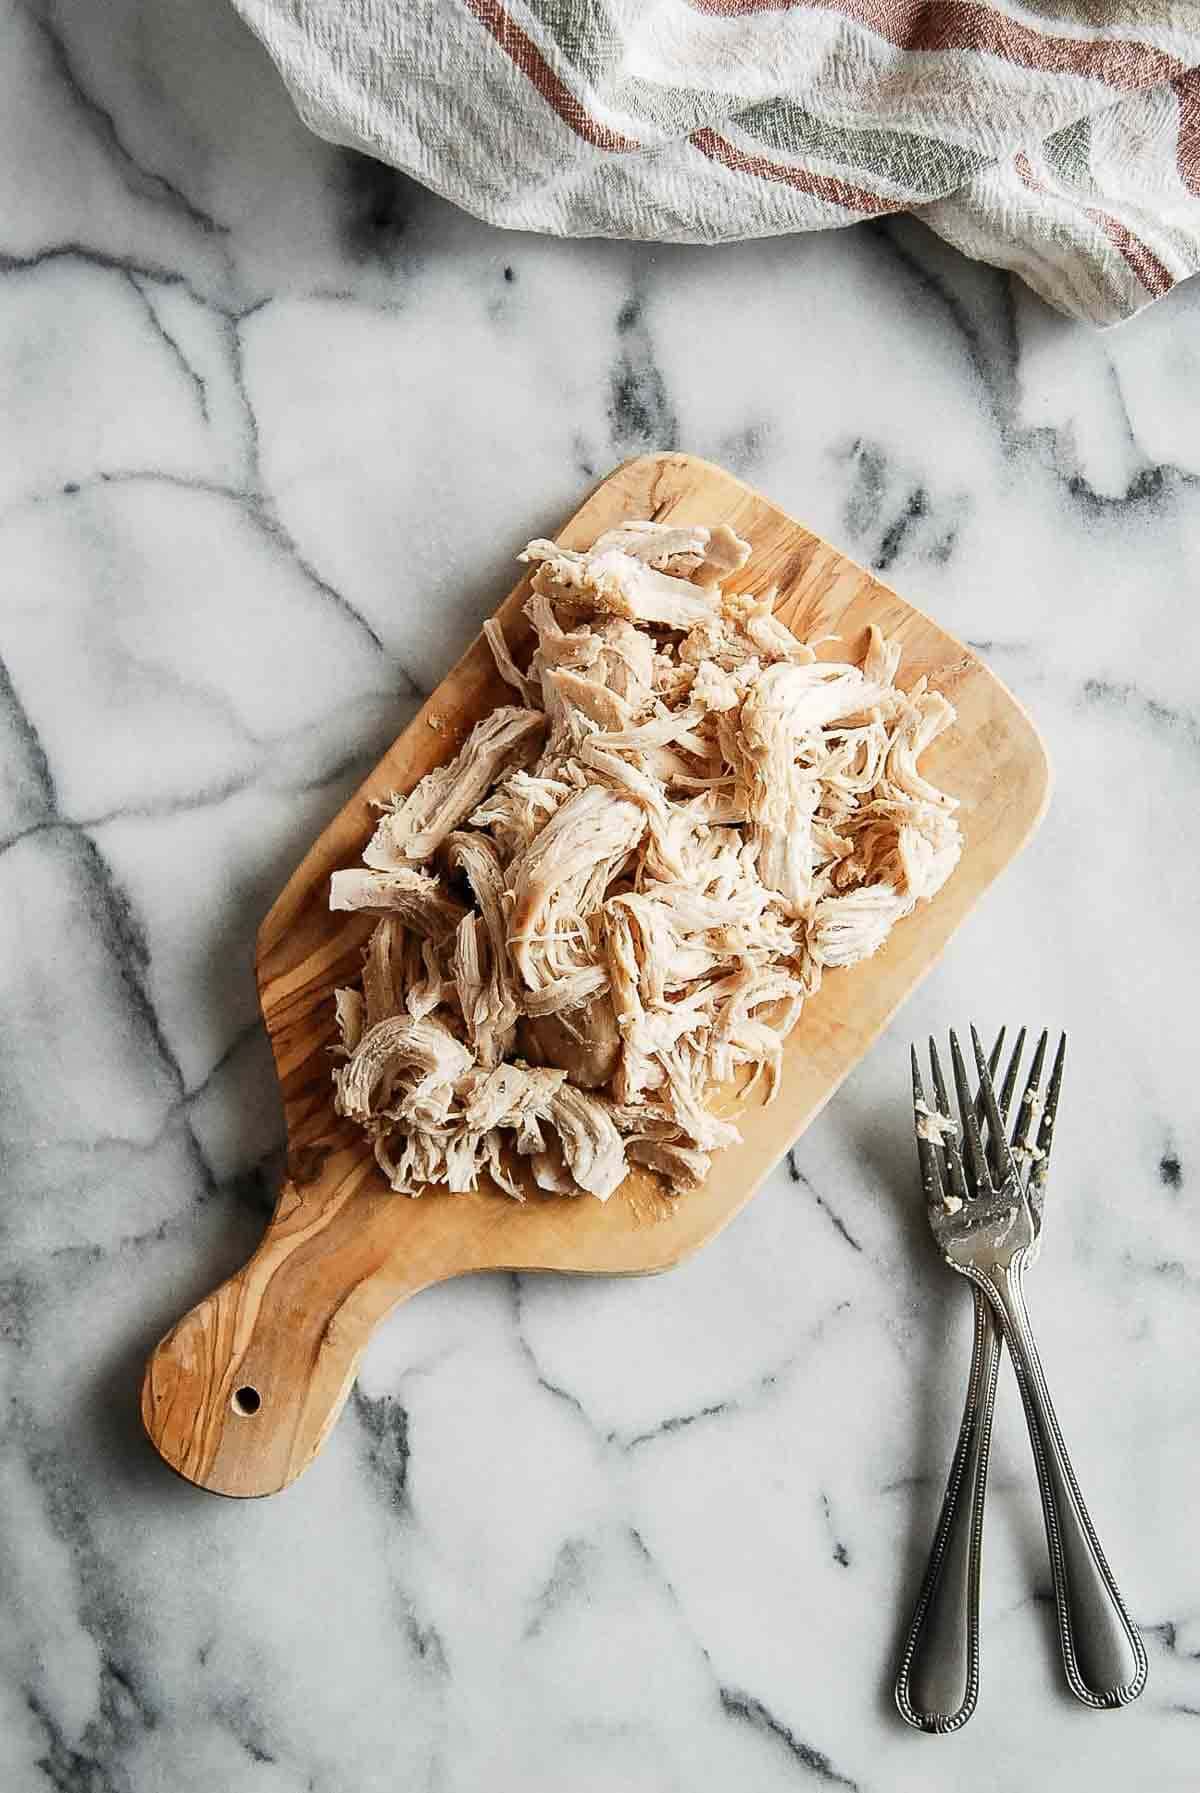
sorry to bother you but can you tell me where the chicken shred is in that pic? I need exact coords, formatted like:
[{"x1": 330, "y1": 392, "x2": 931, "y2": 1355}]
[
  {"x1": 914, "y1": 1099, "x2": 960, "y2": 1146},
  {"x1": 330, "y1": 519, "x2": 962, "y2": 1201}
]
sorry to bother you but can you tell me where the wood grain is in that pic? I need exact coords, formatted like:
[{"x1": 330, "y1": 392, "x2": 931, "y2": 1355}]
[{"x1": 142, "y1": 453, "x2": 1050, "y2": 1497}]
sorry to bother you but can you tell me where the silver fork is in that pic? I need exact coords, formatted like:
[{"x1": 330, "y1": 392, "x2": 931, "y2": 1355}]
[
  {"x1": 895, "y1": 1025, "x2": 1043, "y2": 1731},
  {"x1": 898, "y1": 1026, "x2": 1146, "y2": 1723}
]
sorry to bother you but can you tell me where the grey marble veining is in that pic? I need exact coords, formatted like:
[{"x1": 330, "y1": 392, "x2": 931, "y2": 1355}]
[{"x1": 2, "y1": 2, "x2": 1200, "y2": 1789}]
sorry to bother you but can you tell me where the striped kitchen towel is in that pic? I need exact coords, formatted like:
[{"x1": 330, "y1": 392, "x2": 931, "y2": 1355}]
[{"x1": 231, "y1": 0, "x2": 1200, "y2": 323}]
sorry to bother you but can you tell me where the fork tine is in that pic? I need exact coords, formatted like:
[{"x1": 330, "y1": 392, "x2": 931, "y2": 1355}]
[
  {"x1": 971, "y1": 1024, "x2": 1018, "y2": 1186},
  {"x1": 997, "y1": 1025, "x2": 1027, "y2": 1125},
  {"x1": 973, "y1": 1026, "x2": 1008, "y2": 1175},
  {"x1": 928, "y1": 1038, "x2": 970, "y2": 1208},
  {"x1": 951, "y1": 1029, "x2": 990, "y2": 1196},
  {"x1": 1012, "y1": 1029, "x2": 1049, "y2": 1156},
  {"x1": 1030, "y1": 1032, "x2": 1067, "y2": 1198},
  {"x1": 972, "y1": 1026, "x2": 1006, "y2": 1129},
  {"x1": 911, "y1": 1044, "x2": 946, "y2": 1208}
]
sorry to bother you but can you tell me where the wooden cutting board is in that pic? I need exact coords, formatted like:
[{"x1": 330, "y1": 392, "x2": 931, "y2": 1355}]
[{"x1": 141, "y1": 452, "x2": 1050, "y2": 1497}]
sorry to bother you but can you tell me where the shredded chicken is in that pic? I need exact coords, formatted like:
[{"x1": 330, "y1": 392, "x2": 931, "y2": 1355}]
[
  {"x1": 364, "y1": 706, "x2": 545, "y2": 866},
  {"x1": 330, "y1": 519, "x2": 962, "y2": 1201},
  {"x1": 329, "y1": 866, "x2": 467, "y2": 939},
  {"x1": 915, "y1": 1100, "x2": 959, "y2": 1146}
]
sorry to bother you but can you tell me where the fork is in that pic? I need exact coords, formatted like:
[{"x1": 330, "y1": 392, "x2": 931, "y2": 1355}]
[
  {"x1": 895, "y1": 1026, "x2": 1041, "y2": 1731},
  {"x1": 899, "y1": 1026, "x2": 1147, "y2": 1723}
]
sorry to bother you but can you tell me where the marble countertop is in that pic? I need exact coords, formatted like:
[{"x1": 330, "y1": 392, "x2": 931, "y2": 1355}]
[{"x1": 3, "y1": 4, "x2": 1199, "y2": 1790}]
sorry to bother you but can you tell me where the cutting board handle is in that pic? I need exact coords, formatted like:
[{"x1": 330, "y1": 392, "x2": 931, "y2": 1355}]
[{"x1": 140, "y1": 1164, "x2": 454, "y2": 1497}]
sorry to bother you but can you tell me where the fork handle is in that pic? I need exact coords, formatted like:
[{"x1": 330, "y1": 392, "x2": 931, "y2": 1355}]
[
  {"x1": 977, "y1": 1261, "x2": 1148, "y2": 1708},
  {"x1": 895, "y1": 1286, "x2": 1001, "y2": 1732}
]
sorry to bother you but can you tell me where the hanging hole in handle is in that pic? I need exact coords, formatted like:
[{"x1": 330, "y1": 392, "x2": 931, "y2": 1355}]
[{"x1": 232, "y1": 1385, "x2": 261, "y2": 1416}]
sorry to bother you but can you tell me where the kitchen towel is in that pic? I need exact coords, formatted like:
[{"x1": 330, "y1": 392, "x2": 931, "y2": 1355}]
[{"x1": 231, "y1": 0, "x2": 1200, "y2": 324}]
